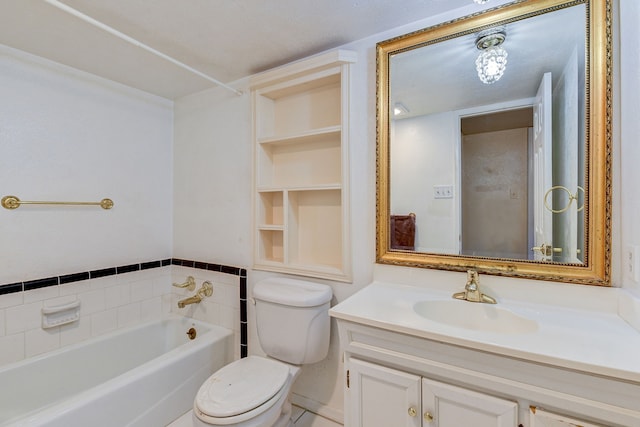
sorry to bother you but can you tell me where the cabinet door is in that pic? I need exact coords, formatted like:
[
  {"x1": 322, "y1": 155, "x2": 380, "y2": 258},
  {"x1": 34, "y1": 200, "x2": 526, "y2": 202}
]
[
  {"x1": 347, "y1": 358, "x2": 421, "y2": 427},
  {"x1": 422, "y1": 378, "x2": 518, "y2": 427},
  {"x1": 529, "y1": 408, "x2": 603, "y2": 427}
]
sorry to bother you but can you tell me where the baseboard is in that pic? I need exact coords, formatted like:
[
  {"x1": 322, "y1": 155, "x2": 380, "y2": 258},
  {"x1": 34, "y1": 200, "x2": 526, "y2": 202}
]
[{"x1": 291, "y1": 393, "x2": 344, "y2": 425}]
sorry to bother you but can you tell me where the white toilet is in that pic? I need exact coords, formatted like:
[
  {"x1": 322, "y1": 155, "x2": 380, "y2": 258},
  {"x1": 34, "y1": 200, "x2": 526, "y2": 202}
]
[{"x1": 192, "y1": 277, "x2": 333, "y2": 427}]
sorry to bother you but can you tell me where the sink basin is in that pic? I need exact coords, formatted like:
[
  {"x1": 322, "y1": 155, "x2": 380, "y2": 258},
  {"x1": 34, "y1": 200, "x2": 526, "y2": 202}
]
[{"x1": 413, "y1": 300, "x2": 538, "y2": 334}]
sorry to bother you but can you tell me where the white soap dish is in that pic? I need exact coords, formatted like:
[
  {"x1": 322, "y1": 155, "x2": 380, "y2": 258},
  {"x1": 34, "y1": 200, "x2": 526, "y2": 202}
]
[{"x1": 42, "y1": 300, "x2": 81, "y2": 329}]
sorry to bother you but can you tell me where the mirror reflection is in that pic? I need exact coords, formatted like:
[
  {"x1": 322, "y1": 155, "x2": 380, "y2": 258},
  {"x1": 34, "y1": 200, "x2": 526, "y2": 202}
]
[
  {"x1": 389, "y1": 3, "x2": 585, "y2": 264},
  {"x1": 377, "y1": 0, "x2": 611, "y2": 285}
]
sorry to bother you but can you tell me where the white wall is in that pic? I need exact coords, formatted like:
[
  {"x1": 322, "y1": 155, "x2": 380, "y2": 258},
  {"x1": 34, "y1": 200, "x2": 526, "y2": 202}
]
[
  {"x1": 0, "y1": 45, "x2": 175, "y2": 365},
  {"x1": 173, "y1": 85, "x2": 252, "y2": 267},
  {"x1": 619, "y1": 0, "x2": 640, "y2": 293},
  {"x1": 392, "y1": 113, "x2": 458, "y2": 253},
  {"x1": 172, "y1": 85, "x2": 254, "y2": 363},
  {"x1": 0, "y1": 45, "x2": 173, "y2": 283},
  {"x1": 0, "y1": 43, "x2": 245, "y2": 369}
]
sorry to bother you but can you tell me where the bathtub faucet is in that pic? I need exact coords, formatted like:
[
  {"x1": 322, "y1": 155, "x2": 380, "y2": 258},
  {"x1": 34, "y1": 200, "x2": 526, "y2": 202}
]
[{"x1": 178, "y1": 281, "x2": 213, "y2": 308}]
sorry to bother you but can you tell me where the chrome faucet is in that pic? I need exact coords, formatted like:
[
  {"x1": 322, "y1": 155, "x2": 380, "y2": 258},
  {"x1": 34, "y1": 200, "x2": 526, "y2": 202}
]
[
  {"x1": 453, "y1": 270, "x2": 496, "y2": 304},
  {"x1": 178, "y1": 281, "x2": 213, "y2": 308}
]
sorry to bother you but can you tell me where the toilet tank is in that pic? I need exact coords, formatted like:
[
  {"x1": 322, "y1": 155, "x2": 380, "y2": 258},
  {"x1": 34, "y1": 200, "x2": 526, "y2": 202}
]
[{"x1": 253, "y1": 278, "x2": 332, "y2": 365}]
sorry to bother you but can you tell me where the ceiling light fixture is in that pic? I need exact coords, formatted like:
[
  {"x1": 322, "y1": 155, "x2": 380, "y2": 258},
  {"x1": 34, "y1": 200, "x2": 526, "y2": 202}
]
[
  {"x1": 393, "y1": 103, "x2": 409, "y2": 116},
  {"x1": 475, "y1": 27, "x2": 508, "y2": 84},
  {"x1": 473, "y1": 0, "x2": 490, "y2": 4}
]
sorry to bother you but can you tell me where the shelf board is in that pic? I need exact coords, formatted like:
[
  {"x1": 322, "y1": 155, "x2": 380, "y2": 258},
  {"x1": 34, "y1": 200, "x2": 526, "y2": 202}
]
[
  {"x1": 258, "y1": 125, "x2": 341, "y2": 146},
  {"x1": 258, "y1": 224, "x2": 284, "y2": 231},
  {"x1": 289, "y1": 262, "x2": 343, "y2": 274},
  {"x1": 257, "y1": 184, "x2": 342, "y2": 192},
  {"x1": 253, "y1": 261, "x2": 350, "y2": 283},
  {"x1": 253, "y1": 259, "x2": 285, "y2": 269}
]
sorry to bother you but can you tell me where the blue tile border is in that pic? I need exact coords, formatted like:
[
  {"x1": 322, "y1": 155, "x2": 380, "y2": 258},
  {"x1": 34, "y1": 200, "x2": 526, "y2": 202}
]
[{"x1": 0, "y1": 257, "x2": 249, "y2": 357}]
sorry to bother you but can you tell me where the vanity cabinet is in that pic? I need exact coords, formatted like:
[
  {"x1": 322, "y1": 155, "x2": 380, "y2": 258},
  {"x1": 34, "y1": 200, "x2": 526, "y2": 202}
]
[
  {"x1": 336, "y1": 320, "x2": 639, "y2": 427},
  {"x1": 529, "y1": 409, "x2": 603, "y2": 427},
  {"x1": 347, "y1": 358, "x2": 420, "y2": 427},
  {"x1": 347, "y1": 357, "x2": 518, "y2": 427},
  {"x1": 250, "y1": 49, "x2": 355, "y2": 282}
]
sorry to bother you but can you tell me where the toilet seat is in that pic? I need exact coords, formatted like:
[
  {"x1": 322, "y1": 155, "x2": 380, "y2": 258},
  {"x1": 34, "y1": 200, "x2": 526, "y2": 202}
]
[{"x1": 194, "y1": 356, "x2": 290, "y2": 424}]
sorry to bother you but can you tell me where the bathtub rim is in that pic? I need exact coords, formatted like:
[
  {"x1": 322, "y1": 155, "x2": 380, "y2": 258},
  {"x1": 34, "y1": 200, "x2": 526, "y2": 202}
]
[
  {"x1": 0, "y1": 314, "x2": 234, "y2": 427},
  {"x1": 0, "y1": 313, "x2": 231, "y2": 373}
]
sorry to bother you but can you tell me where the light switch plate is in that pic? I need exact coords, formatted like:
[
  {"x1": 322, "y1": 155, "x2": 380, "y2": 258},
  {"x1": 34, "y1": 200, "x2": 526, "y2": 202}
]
[
  {"x1": 434, "y1": 185, "x2": 453, "y2": 199},
  {"x1": 625, "y1": 245, "x2": 640, "y2": 283}
]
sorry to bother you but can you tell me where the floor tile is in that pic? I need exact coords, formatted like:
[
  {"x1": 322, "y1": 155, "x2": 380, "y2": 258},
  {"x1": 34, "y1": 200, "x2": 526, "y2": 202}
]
[
  {"x1": 292, "y1": 405, "x2": 306, "y2": 423},
  {"x1": 294, "y1": 411, "x2": 342, "y2": 427},
  {"x1": 167, "y1": 407, "x2": 343, "y2": 427}
]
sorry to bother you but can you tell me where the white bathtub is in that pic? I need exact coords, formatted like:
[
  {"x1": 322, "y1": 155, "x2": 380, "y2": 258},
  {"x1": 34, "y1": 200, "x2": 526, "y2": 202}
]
[{"x1": 0, "y1": 315, "x2": 233, "y2": 427}]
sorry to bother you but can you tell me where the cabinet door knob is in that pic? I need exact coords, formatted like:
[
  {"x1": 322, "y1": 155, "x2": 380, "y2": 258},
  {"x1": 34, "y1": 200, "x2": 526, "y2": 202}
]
[
  {"x1": 424, "y1": 411, "x2": 434, "y2": 422},
  {"x1": 408, "y1": 407, "x2": 417, "y2": 417}
]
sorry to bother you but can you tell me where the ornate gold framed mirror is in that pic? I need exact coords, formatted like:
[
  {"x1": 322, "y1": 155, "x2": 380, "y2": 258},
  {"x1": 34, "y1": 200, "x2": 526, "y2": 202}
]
[{"x1": 376, "y1": 0, "x2": 611, "y2": 285}]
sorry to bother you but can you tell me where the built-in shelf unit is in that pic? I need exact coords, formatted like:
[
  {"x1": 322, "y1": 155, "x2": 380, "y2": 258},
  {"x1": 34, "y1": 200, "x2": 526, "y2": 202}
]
[{"x1": 251, "y1": 49, "x2": 356, "y2": 282}]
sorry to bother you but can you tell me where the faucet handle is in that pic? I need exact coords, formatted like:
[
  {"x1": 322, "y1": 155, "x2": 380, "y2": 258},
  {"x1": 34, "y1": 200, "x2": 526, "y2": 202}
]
[
  {"x1": 197, "y1": 281, "x2": 214, "y2": 298},
  {"x1": 173, "y1": 276, "x2": 196, "y2": 291},
  {"x1": 465, "y1": 270, "x2": 479, "y2": 290},
  {"x1": 466, "y1": 270, "x2": 478, "y2": 283}
]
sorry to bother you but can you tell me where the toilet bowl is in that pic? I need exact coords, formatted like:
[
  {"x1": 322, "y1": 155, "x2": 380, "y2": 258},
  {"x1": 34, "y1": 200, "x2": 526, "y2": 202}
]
[
  {"x1": 192, "y1": 278, "x2": 332, "y2": 427},
  {"x1": 193, "y1": 356, "x2": 300, "y2": 427}
]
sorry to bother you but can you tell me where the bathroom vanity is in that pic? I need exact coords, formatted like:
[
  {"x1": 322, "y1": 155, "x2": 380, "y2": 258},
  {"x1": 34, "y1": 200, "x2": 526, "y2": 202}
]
[
  {"x1": 330, "y1": 282, "x2": 640, "y2": 427},
  {"x1": 336, "y1": 0, "x2": 633, "y2": 424}
]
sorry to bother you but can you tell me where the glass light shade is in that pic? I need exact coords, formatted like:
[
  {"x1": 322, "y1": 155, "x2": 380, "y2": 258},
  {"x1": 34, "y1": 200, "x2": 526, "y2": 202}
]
[
  {"x1": 475, "y1": 46, "x2": 508, "y2": 84},
  {"x1": 473, "y1": 0, "x2": 490, "y2": 3}
]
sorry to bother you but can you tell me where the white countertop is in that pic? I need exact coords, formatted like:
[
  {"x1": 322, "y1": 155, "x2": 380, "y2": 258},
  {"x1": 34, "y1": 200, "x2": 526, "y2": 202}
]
[{"x1": 330, "y1": 281, "x2": 640, "y2": 383}]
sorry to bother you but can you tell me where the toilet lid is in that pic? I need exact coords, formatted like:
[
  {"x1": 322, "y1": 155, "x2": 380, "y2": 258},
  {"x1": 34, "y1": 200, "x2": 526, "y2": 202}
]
[{"x1": 195, "y1": 356, "x2": 290, "y2": 418}]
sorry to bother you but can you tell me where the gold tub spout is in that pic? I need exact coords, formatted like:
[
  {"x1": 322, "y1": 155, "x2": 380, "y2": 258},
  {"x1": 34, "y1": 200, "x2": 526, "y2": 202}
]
[
  {"x1": 177, "y1": 281, "x2": 213, "y2": 308},
  {"x1": 177, "y1": 295, "x2": 203, "y2": 308}
]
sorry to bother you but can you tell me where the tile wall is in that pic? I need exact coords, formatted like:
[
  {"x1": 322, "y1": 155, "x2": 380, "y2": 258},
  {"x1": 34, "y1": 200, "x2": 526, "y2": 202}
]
[
  {"x1": 0, "y1": 259, "x2": 247, "y2": 367},
  {"x1": 170, "y1": 259, "x2": 248, "y2": 360}
]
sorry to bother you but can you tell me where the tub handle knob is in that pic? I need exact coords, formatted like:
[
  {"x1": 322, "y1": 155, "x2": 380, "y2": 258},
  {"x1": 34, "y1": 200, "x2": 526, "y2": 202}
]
[
  {"x1": 186, "y1": 327, "x2": 197, "y2": 340},
  {"x1": 173, "y1": 276, "x2": 196, "y2": 291}
]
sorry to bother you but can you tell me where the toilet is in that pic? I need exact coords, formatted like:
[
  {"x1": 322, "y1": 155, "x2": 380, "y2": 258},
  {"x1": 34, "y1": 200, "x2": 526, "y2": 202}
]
[{"x1": 193, "y1": 277, "x2": 333, "y2": 427}]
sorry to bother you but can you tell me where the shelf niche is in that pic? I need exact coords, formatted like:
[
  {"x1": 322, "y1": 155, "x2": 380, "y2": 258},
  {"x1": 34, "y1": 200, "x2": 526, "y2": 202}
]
[{"x1": 251, "y1": 50, "x2": 356, "y2": 282}]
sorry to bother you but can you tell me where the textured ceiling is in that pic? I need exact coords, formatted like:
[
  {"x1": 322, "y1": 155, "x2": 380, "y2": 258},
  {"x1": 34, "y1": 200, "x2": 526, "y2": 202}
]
[{"x1": 0, "y1": 0, "x2": 479, "y2": 99}]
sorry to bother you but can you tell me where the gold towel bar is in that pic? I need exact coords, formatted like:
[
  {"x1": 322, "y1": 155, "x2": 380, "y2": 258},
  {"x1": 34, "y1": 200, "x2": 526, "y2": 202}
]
[{"x1": 1, "y1": 195, "x2": 114, "y2": 210}]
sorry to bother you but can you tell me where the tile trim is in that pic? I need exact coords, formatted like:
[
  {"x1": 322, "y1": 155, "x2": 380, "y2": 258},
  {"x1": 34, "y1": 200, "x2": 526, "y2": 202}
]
[
  {"x1": 0, "y1": 258, "x2": 249, "y2": 357},
  {"x1": 0, "y1": 282, "x2": 23, "y2": 295}
]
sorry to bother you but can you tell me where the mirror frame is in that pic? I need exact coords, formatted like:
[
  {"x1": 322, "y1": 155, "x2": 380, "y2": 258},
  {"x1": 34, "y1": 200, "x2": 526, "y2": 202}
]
[{"x1": 376, "y1": 0, "x2": 611, "y2": 285}]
